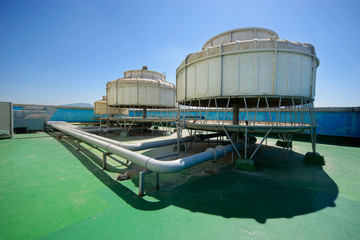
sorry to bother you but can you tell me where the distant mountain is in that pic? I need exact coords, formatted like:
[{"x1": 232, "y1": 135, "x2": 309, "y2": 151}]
[{"x1": 60, "y1": 103, "x2": 93, "y2": 108}]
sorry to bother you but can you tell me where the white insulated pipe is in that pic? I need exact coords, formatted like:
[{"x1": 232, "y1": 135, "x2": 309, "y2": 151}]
[
  {"x1": 49, "y1": 121, "x2": 218, "y2": 151},
  {"x1": 79, "y1": 127, "x2": 123, "y2": 133},
  {"x1": 58, "y1": 123, "x2": 122, "y2": 133},
  {"x1": 49, "y1": 122, "x2": 239, "y2": 173}
]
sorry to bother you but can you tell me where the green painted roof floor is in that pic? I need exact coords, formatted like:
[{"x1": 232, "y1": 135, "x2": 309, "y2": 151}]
[{"x1": 0, "y1": 132, "x2": 359, "y2": 240}]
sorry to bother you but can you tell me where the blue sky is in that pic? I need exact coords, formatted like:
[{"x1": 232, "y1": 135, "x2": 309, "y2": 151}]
[{"x1": 0, "y1": 0, "x2": 359, "y2": 107}]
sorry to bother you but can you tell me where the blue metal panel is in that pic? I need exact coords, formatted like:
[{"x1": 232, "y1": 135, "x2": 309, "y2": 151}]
[
  {"x1": 50, "y1": 108, "x2": 95, "y2": 122},
  {"x1": 14, "y1": 119, "x2": 27, "y2": 128},
  {"x1": 14, "y1": 110, "x2": 25, "y2": 119},
  {"x1": 27, "y1": 118, "x2": 44, "y2": 131},
  {"x1": 316, "y1": 111, "x2": 360, "y2": 138}
]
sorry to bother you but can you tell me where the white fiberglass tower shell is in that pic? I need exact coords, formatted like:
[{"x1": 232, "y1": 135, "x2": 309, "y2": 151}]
[
  {"x1": 107, "y1": 67, "x2": 175, "y2": 108},
  {"x1": 176, "y1": 27, "x2": 319, "y2": 108}
]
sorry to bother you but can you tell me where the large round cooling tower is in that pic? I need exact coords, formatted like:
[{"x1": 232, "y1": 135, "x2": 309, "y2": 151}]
[
  {"x1": 176, "y1": 27, "x2": 319, "y2": 107},
  {"x1": 107, "y1": 67, "x2": 176, "y2": 108}
]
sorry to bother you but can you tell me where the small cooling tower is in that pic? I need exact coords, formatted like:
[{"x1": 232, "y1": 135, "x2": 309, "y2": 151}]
[
  {"x1": 105, "y1": 66, "x2": 176, "y2": 134},
  {"x1": 94, "y1": 96, "x2": 128, "y2": 116},
  {"x1": 107, "y1": 66, "x2": 175, "y2": 108}
]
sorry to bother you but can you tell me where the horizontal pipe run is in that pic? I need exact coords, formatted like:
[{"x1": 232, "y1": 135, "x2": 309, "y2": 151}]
[
  {"x1": 80, "y1": 127, "x2": 123, "y2": 133},
  {"x1": 61, "y1": 124, "x2": 123, "y2": 133},
  {"x1": 49, "y1": 121, "x2": 220, "y2": 151},
  {"x1": 49, "y1": 122, "x2": 240, "y2": 174},
  {"x1": 155, "y1": 152, "x2": 179, "y2": 160}
]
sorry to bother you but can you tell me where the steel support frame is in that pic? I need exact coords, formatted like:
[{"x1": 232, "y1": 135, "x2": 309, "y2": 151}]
[
  {"x1": 223, "y1": 127, "x2": 242, "y2": 159},
  {"x1": 249, "y1": 128, "x2": 272, "y2": 159},
  {"x1": 179, "y1": 96, "x2": 317, "y2": 161},
  {"x1": 180, "y1": 96, "x2": 316, "y2": 129}
]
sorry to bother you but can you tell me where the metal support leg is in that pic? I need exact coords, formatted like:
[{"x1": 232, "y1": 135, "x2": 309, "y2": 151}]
[
  {"x1": 194, "y1": 130, "x2": 197, "y2": 153},
  {"x1": 57, "y1": 133, "x2": 62, "y2": 140},
  {"x1": 139, "y1": 170, "x2": 152, "y2": 196},
  {"x1": 143, "y1": 106, "x2": 147, "y2": 118},
  {"x1": 286, "y1": 134, "x2": 290, "y2": 162},
  {"x1": 76, "y1": 140, "x2": 83, "y2": 151},
  {"x1": 139, "y1": 171, "x2": 145, "y2": 196},
  {"x1": 245, "y1": 127, "x2": 248, "y2": 159},
  {"x1": 303, "y1": 127, "x2": 324, "y2": 165},
  {"x1": 102, "y1": 152, "x2": 109, "y2": 170},
  {"x1": 177, "y1": 123, "x2": 180, "y2": 156},
  {"x1": 156, "y1": 173, "x2": 160, "y2": 190},
  {"x1": 233, "y1": 104, "x2": 239, "y2": 125},
  {"x1": 311, "y1": 128, "x2": 317, "y2": 153}
]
